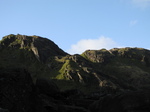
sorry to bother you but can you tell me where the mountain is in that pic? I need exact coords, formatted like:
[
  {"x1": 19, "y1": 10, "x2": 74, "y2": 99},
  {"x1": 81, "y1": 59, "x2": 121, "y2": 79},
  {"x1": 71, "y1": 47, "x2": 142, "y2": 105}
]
[
  {"x1": 0, "y1": 34, "x2": 67, "y2": 82},
  {"x1": 1, "y1": 34, "x2": 150, "y2": 91},
  {"x1": 0, "y1": 34, "x2": 67, "y2": 62},
  {"x1": 1, "y1": 34, "x2": 150, "y2": 112}
]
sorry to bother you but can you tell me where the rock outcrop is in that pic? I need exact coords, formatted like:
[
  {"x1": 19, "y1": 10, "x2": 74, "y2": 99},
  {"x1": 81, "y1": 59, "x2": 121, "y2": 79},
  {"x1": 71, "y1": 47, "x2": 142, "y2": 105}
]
[{"x1": 0, "y1": 34, "x2": 67, "y2": 62}]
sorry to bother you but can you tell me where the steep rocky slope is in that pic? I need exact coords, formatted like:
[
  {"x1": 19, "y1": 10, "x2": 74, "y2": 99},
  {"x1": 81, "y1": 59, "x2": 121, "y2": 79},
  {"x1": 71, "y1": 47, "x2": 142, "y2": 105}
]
[
  {"x1": 81, "y1": 48, "x2": 150, "y2": 91},
  {"x1": 47, "y1": 47, "x2": 150, "y2": 92},
  {"x1": 1, "y1": 34, "x2": 150, "y2": 92},
  {"x1": 1, "y1": 34, "x2": 150, "y2": 112},
  {"x1": 0, "y1": 34, "x2": 67, "y2": 62},
  {"x1": 0, "y1": 34, "x2": 67, "y2": 82}
]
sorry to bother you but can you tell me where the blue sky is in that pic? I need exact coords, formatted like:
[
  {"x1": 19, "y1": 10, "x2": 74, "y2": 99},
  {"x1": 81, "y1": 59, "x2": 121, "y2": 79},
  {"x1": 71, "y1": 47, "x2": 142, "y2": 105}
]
[{"x1": 0, "y1": 0, "x2": 150, "y2": 54}]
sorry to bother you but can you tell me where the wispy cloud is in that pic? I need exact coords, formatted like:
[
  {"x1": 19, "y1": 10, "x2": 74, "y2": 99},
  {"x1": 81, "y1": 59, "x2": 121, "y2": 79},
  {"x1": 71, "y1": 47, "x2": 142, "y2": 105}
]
[
  {"x1": 67, "y1": 36, "x2": 119, "y2": 54},
  {"x1": 130, "y1": 20, "x2": 138, "y2": 26},
  {"x1": 131, "y1": 0, "x2": 150, "y2": 9}
]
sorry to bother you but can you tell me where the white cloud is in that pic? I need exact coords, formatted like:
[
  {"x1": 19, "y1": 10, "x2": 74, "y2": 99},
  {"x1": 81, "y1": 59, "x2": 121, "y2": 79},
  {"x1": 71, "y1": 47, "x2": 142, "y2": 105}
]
[
  {"x1": 132, "y1": 0, "x2": 150, "y2": 9},
  {"x1": 67, "y1": 36, "x2": 118, "y2": 54},
  {"x1": 130, "y1": 20, "x2": 138, "y2": 26}
]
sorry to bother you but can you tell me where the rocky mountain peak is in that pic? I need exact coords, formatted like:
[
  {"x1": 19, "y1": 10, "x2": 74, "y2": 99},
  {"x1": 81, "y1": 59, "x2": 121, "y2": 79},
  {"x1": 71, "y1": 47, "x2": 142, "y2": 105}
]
[{"x1": 0, "y1": 34, "x2": 68, "y2": 62}]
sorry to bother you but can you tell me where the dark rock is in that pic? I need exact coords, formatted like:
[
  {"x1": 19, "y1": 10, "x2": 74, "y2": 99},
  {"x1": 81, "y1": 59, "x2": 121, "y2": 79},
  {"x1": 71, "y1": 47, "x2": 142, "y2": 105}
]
[
  {"x1": 38, "y1": 94, "x2": 59, "y2": 112},
  {"x1": 0, "y1": 68, "x2": 45, "y2": 112},
  {"x1": 61, "y1": 89, "x2": 84, "y2": 99},
  {"x1": 58, "y1": 105, "x2": 88, "y2": 112},
  {"x1": 0, "y1": 108, "x2": 9, "y2": 112},
  {"x1": 36, "y1": 78, "x2": 60, "y2": 96},
  {"x1": 89, "y1": 91, "x2": 150, "y2": 112}
]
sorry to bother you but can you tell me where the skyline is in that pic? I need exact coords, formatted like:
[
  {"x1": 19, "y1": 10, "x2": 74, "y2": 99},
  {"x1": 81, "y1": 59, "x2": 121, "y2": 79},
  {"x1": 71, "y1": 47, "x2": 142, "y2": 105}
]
[{"x1": 0, "y1": 0, "x2": 150, "y2": 54}]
